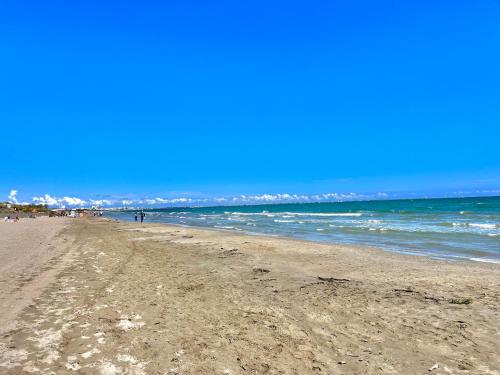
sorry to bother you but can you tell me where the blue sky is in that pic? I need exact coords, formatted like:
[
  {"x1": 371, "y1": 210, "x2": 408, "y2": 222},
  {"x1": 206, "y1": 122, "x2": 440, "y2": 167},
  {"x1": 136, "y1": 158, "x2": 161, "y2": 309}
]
[{"x1": 1, "y1": 0, "x2": 499, "y2": 207}]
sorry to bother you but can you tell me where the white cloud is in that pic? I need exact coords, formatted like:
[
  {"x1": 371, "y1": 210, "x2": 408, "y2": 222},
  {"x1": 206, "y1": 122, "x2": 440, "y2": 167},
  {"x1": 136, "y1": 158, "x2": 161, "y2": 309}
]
[
  {"x1": 89, "y1": 199, "x2": 113, "y2": 207},
  {"x1": 154, "y1": 198, "x2": 169, "y2": 204},
  {"x1": 32, "y1": 194, "x2": 88, "y2": 208},
  {"x1": 231, "y1": 192, "x2": 359, "y2": 204},
  {"x1": 33, "y1": 194, "x2": 60, "y2": 206},
  {"x1": 31, "y1": 194, "x2": 119, "y2": 208},
  {"x1": 27, "y1": 190, "x2": 391, "y2": 208},
  {"x1": 8, "y1": 190, "x2": 18, "y2": 204},
  {"x1": 169, "y1": 198, "x2": 192, "y2": 203},
  {"x1": 62, "y1": 197, "x2": 87, "y2": 206},
  {"x1": 136, "y1": 197, "x2": 195, "y2": 205}
]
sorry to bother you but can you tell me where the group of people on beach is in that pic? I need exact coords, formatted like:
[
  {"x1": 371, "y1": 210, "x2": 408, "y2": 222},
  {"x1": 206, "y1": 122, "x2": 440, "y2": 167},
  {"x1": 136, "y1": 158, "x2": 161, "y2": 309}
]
[{"x1": 135, "y1": 211, "x2": 146, "y2": 223}]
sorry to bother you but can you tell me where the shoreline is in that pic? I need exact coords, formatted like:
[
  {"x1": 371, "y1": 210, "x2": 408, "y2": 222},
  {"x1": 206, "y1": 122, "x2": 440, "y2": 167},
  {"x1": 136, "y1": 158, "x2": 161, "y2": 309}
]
[
  {"x1": 1, "y1": 217, "x2": 499, "y2": 374},
  {"x1": 108, "y1": 216, "x2": 500, "y2": 265},
  {"x1": 119, "y1": 218, "x2": 500, "y2": 271}
]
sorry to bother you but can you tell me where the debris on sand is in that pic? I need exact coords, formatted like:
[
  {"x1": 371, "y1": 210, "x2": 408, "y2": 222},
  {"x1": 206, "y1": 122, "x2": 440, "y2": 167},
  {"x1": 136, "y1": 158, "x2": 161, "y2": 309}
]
[
  {"x1": 253, "y1": 267, "x2": 270, "y2": 273},
  {"x1": 318, "y1": 277, "x2": 350, "y2": 283},
  {"x1": 218, "y1": 248, "x2": 241, "y2": 258},
  {"x1": 393, "y1": 287, "x2": 414, "y2": 293},
  {"x1": 428, "y1": 363, "x2": 439, "y2": 371},
  {"x1": 220, "y1": 248, "x2": 240, "y2": 257},
  {"x1": 449, "y1": 297, "x2": 472, "y2": 305},
  {"x1": 65, "y1": 360, "x2": 81, "y2": 371}
]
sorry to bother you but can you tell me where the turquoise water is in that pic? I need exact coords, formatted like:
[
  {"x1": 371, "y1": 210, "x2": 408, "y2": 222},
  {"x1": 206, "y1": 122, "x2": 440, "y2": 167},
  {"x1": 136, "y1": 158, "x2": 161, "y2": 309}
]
[{"x1": 107, "y1": 196, "x2": 500, "y2": 263}]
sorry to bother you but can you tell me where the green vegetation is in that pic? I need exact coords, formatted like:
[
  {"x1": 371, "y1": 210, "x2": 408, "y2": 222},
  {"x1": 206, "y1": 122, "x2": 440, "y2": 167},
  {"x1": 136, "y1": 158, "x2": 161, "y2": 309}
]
[
  {"x1": 449, "y1": 297, "x2": 472, "y2": 305},
  {"x1": 0, "y1": 202, "x2": 50, "y2": 213}
]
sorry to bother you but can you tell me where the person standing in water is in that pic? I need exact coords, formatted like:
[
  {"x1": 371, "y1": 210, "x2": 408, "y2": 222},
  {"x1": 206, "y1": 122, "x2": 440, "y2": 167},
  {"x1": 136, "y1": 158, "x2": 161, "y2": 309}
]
[
  {"x1": 134, "y1": 213, "x2": 138, "y2": 222},
  {"x1": 140, "y1": 211, "x2": 145, "y2": 223}
]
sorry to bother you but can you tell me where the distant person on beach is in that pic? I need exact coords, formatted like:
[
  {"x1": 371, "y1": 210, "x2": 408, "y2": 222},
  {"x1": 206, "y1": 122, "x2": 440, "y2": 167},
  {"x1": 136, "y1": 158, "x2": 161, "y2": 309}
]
[
  {"x1": 134, "y1": 213, "x2": 138, "y2": 222},
  {"x1": 140, "y1": 212, "x2": 145, "y2": 223},
  {"x1": 3, "y1": 215, "x2": 19, "y2": 223}
]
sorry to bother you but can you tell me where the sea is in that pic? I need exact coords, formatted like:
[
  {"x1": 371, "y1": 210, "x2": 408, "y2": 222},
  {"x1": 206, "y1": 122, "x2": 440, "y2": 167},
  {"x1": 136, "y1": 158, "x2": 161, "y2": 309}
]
[{"x1": 106, "y1": 196, "x2": 500, "y2": 264}]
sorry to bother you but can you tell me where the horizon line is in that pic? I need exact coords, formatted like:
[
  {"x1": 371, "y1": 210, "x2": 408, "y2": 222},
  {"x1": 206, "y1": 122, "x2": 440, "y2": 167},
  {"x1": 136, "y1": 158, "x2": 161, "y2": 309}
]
[{"x1": 114, "y1": 194, "x2": 500, "y2": 211}]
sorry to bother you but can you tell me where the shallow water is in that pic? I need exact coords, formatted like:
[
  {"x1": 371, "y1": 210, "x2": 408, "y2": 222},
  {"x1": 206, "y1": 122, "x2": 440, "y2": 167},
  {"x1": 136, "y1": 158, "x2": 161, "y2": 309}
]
[{"x1": 107, "y1": 196, "x2": 500, "y2": 263}]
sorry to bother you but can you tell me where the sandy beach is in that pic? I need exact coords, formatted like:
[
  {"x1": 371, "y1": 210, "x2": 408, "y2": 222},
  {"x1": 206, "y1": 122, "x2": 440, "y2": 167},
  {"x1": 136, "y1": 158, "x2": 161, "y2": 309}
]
[{"x1": 0, "y1": 217, "x2": 499, "y2": 374}]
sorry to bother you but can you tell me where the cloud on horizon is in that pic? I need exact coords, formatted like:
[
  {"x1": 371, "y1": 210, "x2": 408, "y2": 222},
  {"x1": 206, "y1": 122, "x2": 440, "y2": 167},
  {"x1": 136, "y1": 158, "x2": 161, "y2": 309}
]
[
  {"x1": 7, "y1": 190, "x2": 18, "y2": 204},
  {"x1": 5, "y1": 188, "x2": 498, "y2": 209},
  {"x1": 13, "y1": 190, "x2": 391, "y2": 208}
]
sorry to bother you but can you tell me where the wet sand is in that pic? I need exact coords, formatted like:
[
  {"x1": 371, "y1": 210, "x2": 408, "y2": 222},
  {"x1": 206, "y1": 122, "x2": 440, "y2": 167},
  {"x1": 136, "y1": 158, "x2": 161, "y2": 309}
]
[{"x1": 0, "y1": 218, "x2": 499, "y2": 374}]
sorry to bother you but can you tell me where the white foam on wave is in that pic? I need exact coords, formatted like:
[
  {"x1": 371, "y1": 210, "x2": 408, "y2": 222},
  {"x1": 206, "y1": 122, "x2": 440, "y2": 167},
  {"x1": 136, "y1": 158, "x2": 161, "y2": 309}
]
[
  {"x1": 368, "y1": 227, "x2": 387, "y2": 232},
  {"x1": 274, "y1": 219, "x2": 296, "y2": 223},
  {"x1": 469, "y1": 257, "x2": 500, "y2": 264},
  {"x1": 227, "y1": 217, "x2": 246, "y2": 222},
  {"x1": 214, "y1": 225, "x2": 236, "y2": 230},
  {"x1": 229, "y1": 211, "x2": 362, "y2": 217},
  {"x1": 284, "y1": 212, "x2": 362, "y2": 217},
  {"x1": 469, "y1": 223, "x2": 497, "y2": 229}
]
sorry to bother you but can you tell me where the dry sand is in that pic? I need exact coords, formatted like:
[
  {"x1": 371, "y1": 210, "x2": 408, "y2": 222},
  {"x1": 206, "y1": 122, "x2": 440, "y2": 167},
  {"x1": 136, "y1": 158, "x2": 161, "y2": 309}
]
[
  {"x1": 0, "y1": 217, "x2": 499, "y2": 374},
  {"x1": 0, "y1": 217, "x2": 72, "y2": 335}
]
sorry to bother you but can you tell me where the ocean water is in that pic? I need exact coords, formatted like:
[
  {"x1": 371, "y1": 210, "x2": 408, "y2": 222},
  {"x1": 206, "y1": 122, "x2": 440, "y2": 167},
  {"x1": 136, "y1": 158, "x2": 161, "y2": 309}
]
[{"x1": 107, "y1": 196, "x2": 500, "y2": 263}]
